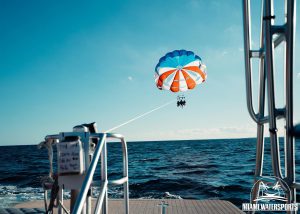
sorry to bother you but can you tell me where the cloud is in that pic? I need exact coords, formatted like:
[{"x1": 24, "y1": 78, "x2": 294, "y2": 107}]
[
  {"x1": 125, "y1": 121, "x2": 289, "y2": 141},
  {"x1": 297, "y1": 73, "x2": 300, "y2": 79},
  {"x1": 130, "y1": 125, "x2": 259, "y2": 141},
  {"x1": 176, "y1": 125, "x2": 257, "y2": 139},
  {"x1": 128, "y1": 76, "x2": 133, "y2": 81}
]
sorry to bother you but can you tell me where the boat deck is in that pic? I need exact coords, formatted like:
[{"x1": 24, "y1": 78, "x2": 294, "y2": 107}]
[{"x1": 7, "y1": 199, "x2": 245, "y2": 214}]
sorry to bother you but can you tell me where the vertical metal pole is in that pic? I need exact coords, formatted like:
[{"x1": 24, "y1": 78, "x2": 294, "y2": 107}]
[
  {"x1": 243, "y1": 0, "x2": 269, "y2": 204},
  {"x1": 284, "y1": 0, "x2": 289, "y2": 181},
  {"x1": 121, "y1": 137, "x2": 129, "y2": 214},
  {"x1": 161, "y1": 206, "x2": 167, "y2": 214},
  {"x1": 285, "y1": 0, "x2": 296, "y2": 204},
  {"x1": 85, "y1": 136, "x2": 91, "y2": 214},
  {"x1": 159, "y1": 201, "x2": 168, "y2": 214},
  {"x1": 264, "y1": 0, "x2": 283, "y2": 179},
  {"x1": 101, "y1": 142, "x2": 108, "y2": 214},
  {"x1": 256, "y1": 0, "x2": 267, "y2": 179},
  {"x1": 243, "y1": 0, "x2": 258, "y2": 123},
  {"x1": 58, "y1": 188, "x2": 64, "y2": 214}
]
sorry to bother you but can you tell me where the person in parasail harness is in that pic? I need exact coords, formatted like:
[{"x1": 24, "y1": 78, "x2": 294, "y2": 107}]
[{"x1": 177, "y1": 95, "x2": 186, "y2": 108}]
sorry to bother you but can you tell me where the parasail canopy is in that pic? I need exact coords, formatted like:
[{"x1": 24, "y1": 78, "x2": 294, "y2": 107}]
[{"x1": 155, "y1": 50, "x2": 207, "y2": 92}]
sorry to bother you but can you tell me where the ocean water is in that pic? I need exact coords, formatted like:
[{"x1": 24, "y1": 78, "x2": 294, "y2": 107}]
[{"x1": 1, "y1": 138, "x2": 300, "y2": 208}]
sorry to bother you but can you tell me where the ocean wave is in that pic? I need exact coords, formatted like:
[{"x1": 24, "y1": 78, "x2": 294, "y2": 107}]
[
  {"x1": 138, "y1": 158, "x2": 160, "y2": 162},
  {"x1": 163, "y1": 192, "x2": 182, "y2": 199},
  {"x1": 0, "y1": 185, "x2": 72, "y2": 208},
  {"x1": 0, "y1": 185, "x2": 44, "y2": 208}
]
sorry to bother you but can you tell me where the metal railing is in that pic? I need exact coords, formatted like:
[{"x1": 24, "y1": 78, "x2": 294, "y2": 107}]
[
  {"x1": 242, "y1": 0, "x2": 298, "y2": 207},
  {"x1": 44, "y1": 132, "x2": 129, "y2": 214}
]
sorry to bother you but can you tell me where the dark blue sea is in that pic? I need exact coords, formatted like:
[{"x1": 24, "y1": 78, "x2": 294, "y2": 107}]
[{"x1": 1, "y1": 138, "x2": 300, "y2": 208}]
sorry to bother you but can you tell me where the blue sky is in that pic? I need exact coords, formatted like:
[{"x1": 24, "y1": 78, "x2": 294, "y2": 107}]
[{"x1": 0, "y1": 0, "x2": 299, "y2": 145}]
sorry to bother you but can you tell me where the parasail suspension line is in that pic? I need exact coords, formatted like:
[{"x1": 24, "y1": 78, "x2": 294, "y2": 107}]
[{"x1": 105, "y1": 99, "x2": 176, "y2": 133}]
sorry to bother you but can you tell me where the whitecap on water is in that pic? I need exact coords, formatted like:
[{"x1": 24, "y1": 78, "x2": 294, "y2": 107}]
[
  {"x1": 0, "y1": 185, "x2": 44, "y2": 208},
  {"x1": 163, "y1": 192, "x2": 182, "y2": 199}
]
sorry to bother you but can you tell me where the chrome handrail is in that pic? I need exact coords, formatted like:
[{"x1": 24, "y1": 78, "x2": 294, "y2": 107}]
[
  {"x1": 243, "y1": 0, "x2": 297, "y2": 206},
  {"x1": 73, "y1": 132, "x2": 129, "y2": 214},
  {"x1": 73, "y1": 133, "x2": 106, "y2": 214},
  {"x1": 264, "y1": 0, "x2": 283, "y2": 181},
  {"x1": 106, "y1": 133, "x2": 129, "y2": 214}
]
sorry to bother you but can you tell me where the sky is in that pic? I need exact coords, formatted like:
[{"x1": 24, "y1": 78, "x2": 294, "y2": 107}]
[{"x1": 0, "y1": 0, "x2": 300, "y2": 145}]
